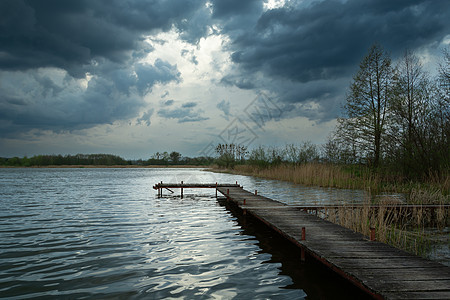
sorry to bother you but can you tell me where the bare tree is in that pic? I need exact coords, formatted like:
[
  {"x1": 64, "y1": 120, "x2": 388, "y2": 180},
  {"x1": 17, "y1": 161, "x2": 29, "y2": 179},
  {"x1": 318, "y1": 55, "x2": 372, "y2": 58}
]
[
  {"x1": 337, "y1": 44, "x2": 394, "y2": 168},
  {"x1": 390, "y1": 50, "x2": 431, "y2": 175}
]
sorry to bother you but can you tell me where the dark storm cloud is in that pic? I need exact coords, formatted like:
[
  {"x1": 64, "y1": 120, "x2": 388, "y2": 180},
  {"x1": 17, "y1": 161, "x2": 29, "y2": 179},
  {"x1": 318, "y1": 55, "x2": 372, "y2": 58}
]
[
  {"x1": 135, "y1": 59, "x2": 181, "y2": 96},
  {"x1": 228, "y1": 0, "x2": 449, "y2": 83},
  {"x1": 0, "y1": 0, "x2": 205, "y2": 136},
  {"x1": 210, "y1": 0, "x2": 263, "y2": 36},
  {"x1": 211, "y1": 0, "x2": 261, "y2": 18},
  {"x1": 219, "y1": 0, "x2": 450, "y2": 121},
  {"x1": 0, "y1": 0, "x2": 205, "y2": 75},
  {"x1": 0, "y1": 59, "x2": 180, "y2": 136}
]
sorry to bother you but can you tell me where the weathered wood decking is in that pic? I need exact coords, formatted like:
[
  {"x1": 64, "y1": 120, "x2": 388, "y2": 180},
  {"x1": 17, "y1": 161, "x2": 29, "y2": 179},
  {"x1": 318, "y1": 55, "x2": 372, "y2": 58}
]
[{"x1": 216, "y1": 186, "x2": 450, "y2": 300}]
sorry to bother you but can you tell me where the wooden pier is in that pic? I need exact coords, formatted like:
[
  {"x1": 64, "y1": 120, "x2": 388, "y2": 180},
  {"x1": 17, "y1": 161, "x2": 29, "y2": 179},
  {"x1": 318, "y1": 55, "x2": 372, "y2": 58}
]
[
  {"x1": 215, "y1": 185, "x2": 450, "y2": 299},
  {"x1": 153, "y1": 182, "x2": 450, "y2": 299}
]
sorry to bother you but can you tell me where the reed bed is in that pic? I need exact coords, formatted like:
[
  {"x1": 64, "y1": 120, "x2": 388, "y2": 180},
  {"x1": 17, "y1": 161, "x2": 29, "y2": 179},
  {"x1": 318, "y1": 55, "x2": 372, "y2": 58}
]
[
  {"x1": 218, "y1": 163, "x2": 449, "y2": 197},
  {"x1": 318, "y1": 192, "x2": 448, "y2": 257}
]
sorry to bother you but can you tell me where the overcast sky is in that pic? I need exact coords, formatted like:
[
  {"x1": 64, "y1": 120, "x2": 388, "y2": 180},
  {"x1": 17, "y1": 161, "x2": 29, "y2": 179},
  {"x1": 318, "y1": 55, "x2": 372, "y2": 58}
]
[{"x1": 1, "y1": 0, "x2": 449, "y2": 159}]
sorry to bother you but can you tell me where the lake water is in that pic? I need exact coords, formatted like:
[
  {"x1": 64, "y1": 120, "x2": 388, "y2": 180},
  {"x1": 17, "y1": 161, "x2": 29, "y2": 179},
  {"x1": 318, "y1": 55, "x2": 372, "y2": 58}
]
[{"x1": 0, "y1": 168, "x2": 375, "y2": 299}]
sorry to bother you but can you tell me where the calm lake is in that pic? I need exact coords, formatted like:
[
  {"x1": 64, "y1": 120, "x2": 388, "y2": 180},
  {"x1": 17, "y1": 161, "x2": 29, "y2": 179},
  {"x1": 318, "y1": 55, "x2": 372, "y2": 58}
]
[{"x1": 0, "y1": 168, "x2": 378, "y2": 299}]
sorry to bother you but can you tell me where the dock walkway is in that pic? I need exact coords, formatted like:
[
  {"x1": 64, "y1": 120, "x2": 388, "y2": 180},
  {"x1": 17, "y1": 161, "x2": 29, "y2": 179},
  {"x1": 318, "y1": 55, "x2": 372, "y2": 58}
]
[{"x1": 216, "y1": 186, "x2": 450, "y2": 299}]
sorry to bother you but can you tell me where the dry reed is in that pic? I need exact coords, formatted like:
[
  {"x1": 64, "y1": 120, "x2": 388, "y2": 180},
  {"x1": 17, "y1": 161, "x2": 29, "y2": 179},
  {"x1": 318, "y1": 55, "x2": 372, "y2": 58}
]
[{"x1": 321, "y1": 196, "x2": 448, "y2": 257}]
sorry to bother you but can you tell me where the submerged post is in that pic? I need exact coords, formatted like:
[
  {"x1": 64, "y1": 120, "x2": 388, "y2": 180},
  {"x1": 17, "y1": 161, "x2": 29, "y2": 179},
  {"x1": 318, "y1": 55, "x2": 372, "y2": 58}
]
[
  {"x1": 181, "y1": 181, "x2": 183, "y2": 199},
  {"x1": 215, "y1": 182, "x2": 218, "y2": 198},
  {"x1": 301, "y1": 227, "x2": 306, "y2": 241}
]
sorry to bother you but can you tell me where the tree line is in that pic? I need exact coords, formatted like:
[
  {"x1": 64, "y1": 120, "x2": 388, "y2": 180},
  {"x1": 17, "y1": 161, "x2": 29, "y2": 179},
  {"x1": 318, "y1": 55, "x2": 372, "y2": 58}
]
[
  {"x1": 214, "y1": 142, "x2": 321, "y2": 169},
  {"x1": 139, "y1": 151, "x2": 214, "y2": 166},
  {"x1": 0, "y1": 154, "x2": 130, "y2": 167},
  {"x1": 0, "y1": 152, "x2": 214, "y2": 167}
]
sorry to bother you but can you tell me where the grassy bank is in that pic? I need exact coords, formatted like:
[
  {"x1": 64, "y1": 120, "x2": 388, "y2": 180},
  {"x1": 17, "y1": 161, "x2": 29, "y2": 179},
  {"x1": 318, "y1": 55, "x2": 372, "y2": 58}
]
[{"x1": 210, "y1": 163, "x2": 449, "y2": 259}]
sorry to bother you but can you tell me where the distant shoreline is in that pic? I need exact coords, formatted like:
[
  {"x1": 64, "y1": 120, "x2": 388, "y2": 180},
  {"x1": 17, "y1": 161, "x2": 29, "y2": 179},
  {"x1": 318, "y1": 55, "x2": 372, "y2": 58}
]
[{"x1": 0, "y1": 165, "x2": 207, "y2": 169}]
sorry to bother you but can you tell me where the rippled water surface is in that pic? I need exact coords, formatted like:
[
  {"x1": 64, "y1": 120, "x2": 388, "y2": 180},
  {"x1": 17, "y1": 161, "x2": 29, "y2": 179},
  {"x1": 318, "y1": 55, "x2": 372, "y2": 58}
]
[{"x1": 0, "y1": 168, "x2": 371, "y2": 299}]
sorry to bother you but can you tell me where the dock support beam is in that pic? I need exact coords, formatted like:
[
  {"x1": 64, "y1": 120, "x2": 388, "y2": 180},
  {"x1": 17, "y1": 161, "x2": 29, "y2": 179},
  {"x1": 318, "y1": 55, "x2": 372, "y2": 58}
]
[
  {"x1": 370, "y1": 227, "x2": 376, "y2": 241},
  {"x1": 181, "y1": 181, "x2": 183, "y2": 199},
  {"x1": 301, "y1": 227, "x2": 306, "y2": 262}
]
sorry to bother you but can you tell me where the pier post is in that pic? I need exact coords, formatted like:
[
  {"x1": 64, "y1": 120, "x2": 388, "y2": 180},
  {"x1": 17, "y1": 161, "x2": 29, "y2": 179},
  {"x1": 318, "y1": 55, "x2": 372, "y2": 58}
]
[
  {"x1": 300, "y1": 227, "x2": 306, "y2": 262},
  {"x1": 215, "y1": 182, "x2": 218, "y2": 198},
  {"x1": 181, "y1": 181, "x2": 183, "y2": 199},
  {"x1": 255, "y1": 190, "x2": 257, "y2": 195},
  {"x1": 370, "y1": 227, "x2": 376, "y2": 241}
]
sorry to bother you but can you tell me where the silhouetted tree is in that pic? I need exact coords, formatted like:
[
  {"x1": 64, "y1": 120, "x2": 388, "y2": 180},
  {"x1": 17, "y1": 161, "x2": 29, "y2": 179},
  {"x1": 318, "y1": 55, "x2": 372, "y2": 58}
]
[{"x1": 336, "y1": 44, "x2": 394, "y2": 168}]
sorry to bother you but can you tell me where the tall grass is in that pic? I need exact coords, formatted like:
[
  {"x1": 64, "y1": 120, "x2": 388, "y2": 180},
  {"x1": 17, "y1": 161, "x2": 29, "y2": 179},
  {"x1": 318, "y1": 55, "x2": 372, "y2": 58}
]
[
  {"x1": 215, "y1": 163, "x2": 450, "y2": 197},
  {"x1": 323, "y1": 194, "x2": 448, "y2": 257}
]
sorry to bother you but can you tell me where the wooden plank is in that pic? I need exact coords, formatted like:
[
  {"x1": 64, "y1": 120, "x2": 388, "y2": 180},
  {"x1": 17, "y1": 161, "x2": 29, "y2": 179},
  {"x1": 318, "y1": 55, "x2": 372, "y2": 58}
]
[
  {"x1": 382, "y1": 291, "x2": 450, "y2": 299},
  {"x1": 328, "y1": 257, "x2": 448, "y2": 269},
  {"x1": 349, "y1": 267, "x2": 450, "y2": 281},
  {"x1": 367, "y1": 279, "x2": 450, "y2": 292}
]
